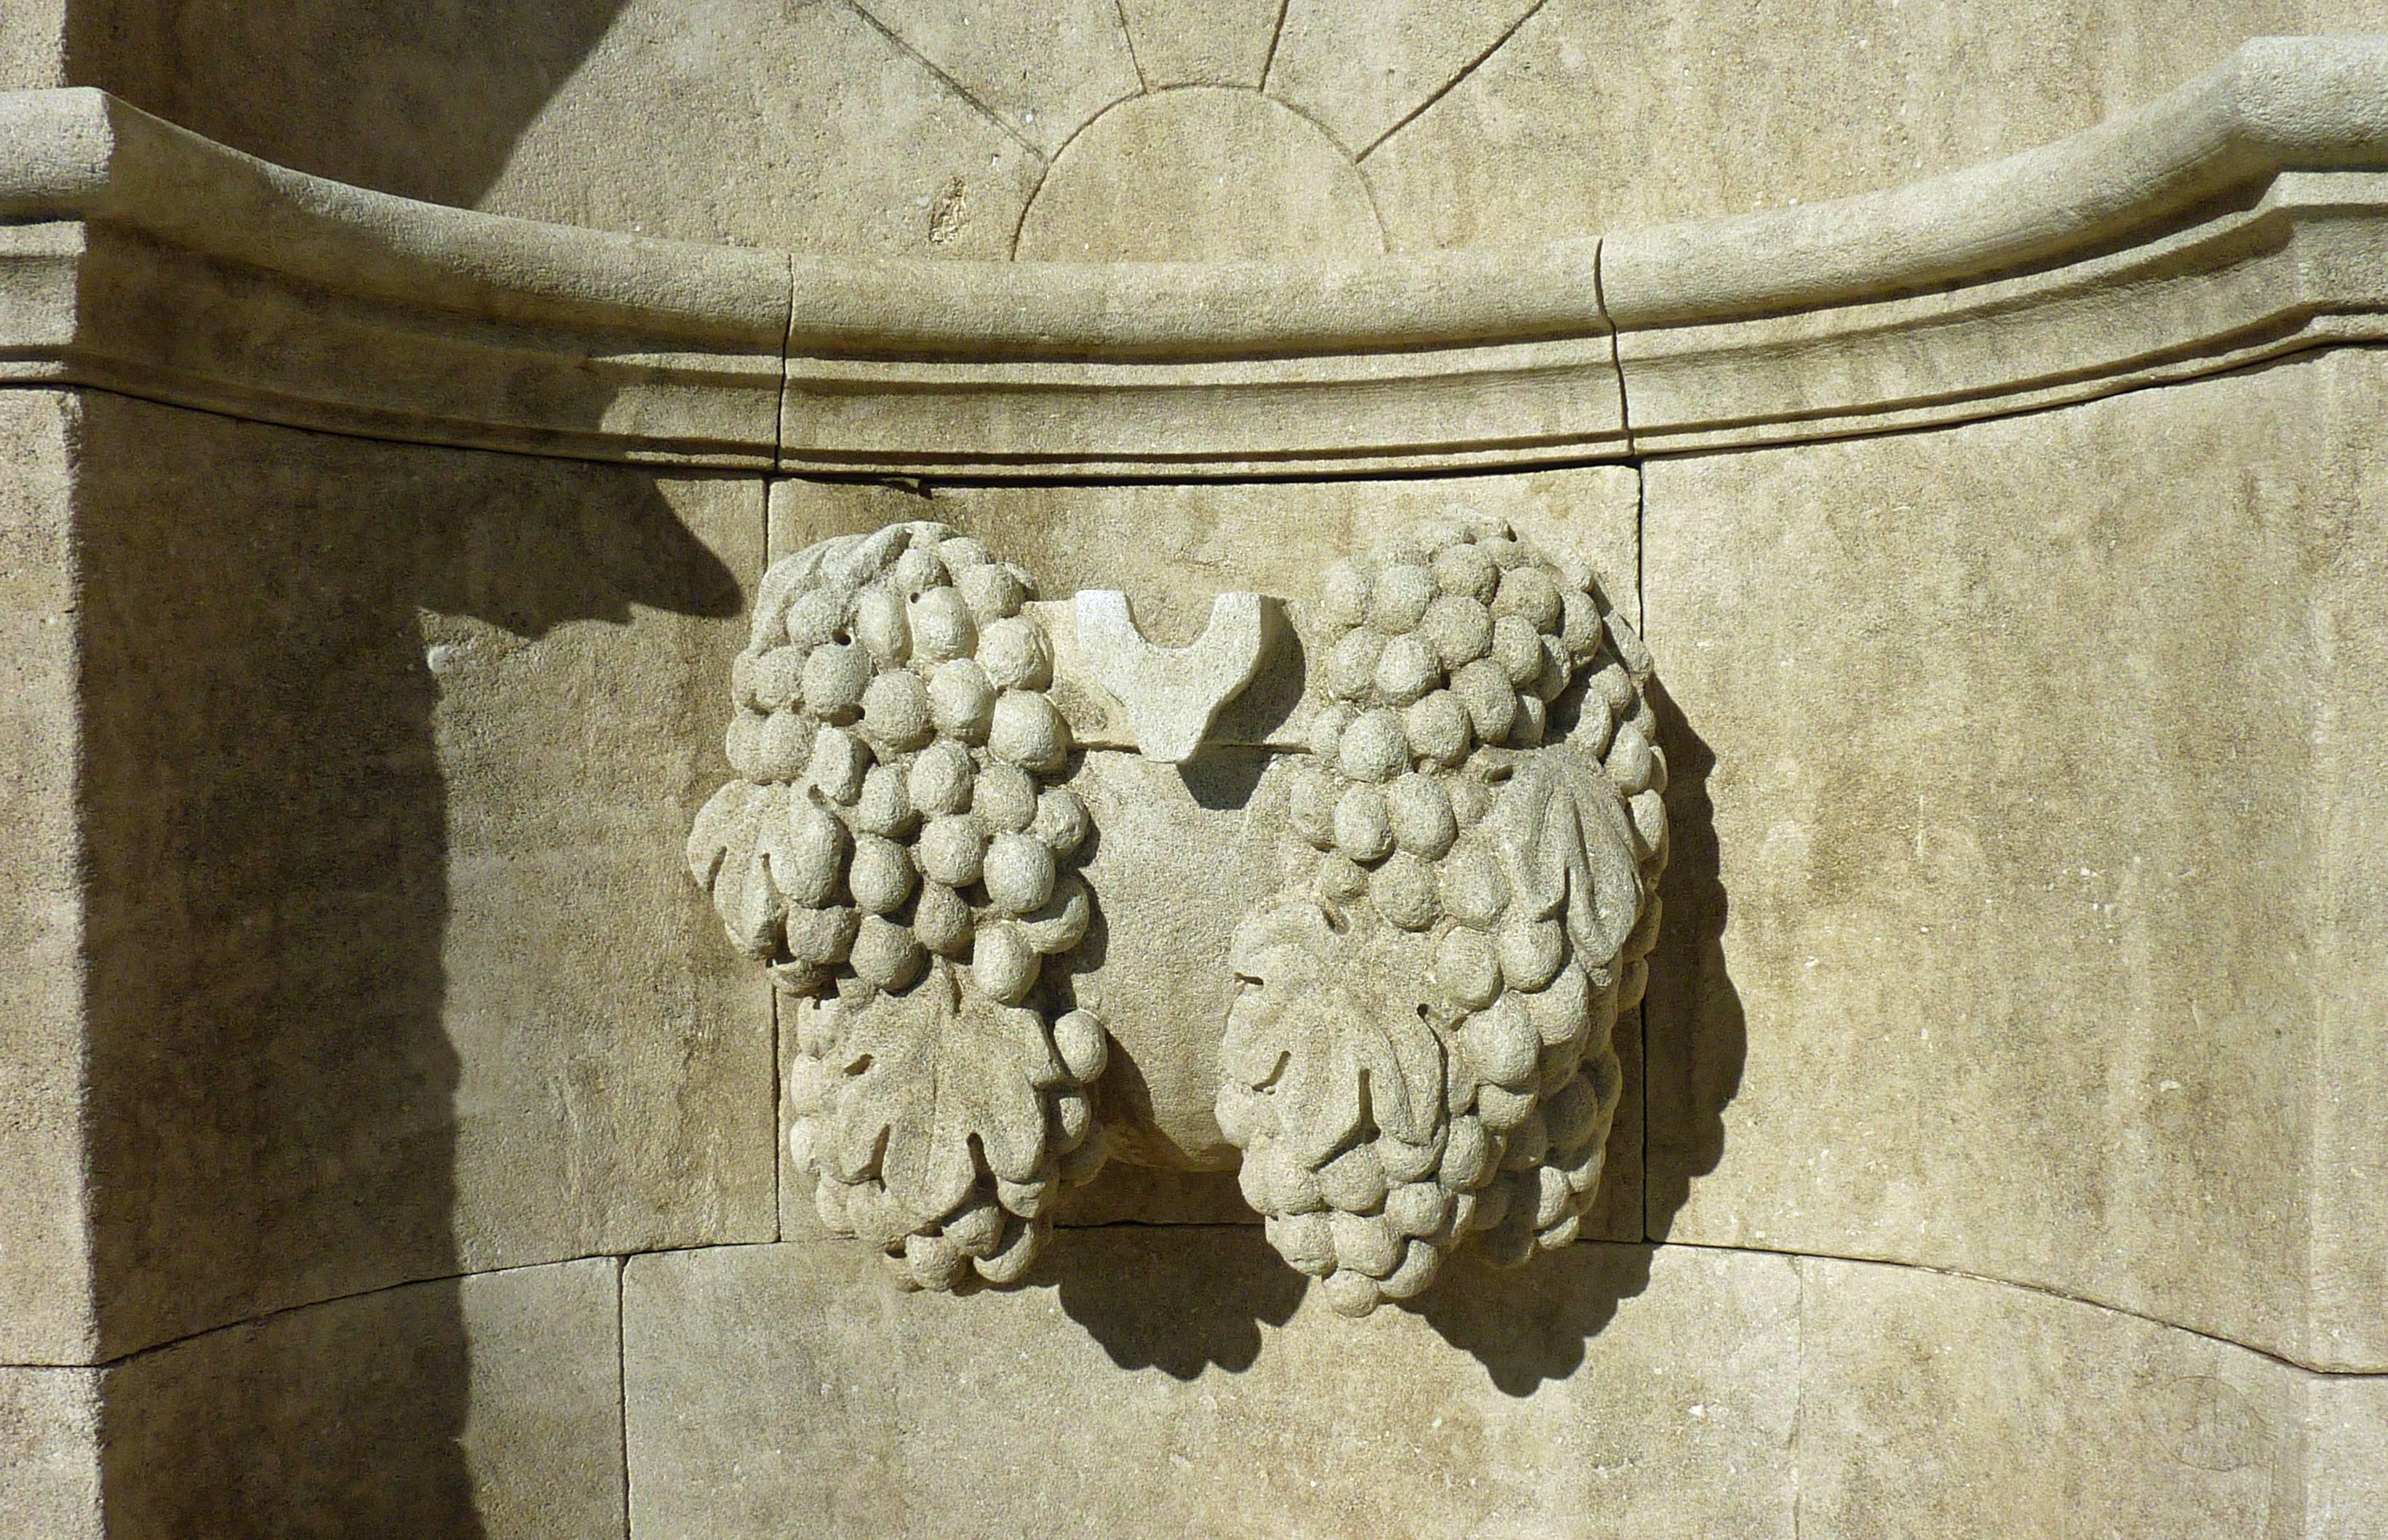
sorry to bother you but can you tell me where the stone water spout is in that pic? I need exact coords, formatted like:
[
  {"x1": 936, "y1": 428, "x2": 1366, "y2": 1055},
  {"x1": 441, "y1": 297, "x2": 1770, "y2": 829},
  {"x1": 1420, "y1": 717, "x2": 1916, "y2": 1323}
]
[{"x1": 1072, "y1": 589, "x2": 1273, "y2": 764}]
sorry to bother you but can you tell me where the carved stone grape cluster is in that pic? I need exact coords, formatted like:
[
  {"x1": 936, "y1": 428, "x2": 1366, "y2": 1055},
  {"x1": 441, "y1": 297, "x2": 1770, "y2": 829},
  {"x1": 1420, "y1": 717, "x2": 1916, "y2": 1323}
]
[
  {"x1": 688, "y1": 520, "x2": 1108, "y2": 1292},
  {"x1": 1217, "y1": 514, "x2": 1666, "y2": 1316}
]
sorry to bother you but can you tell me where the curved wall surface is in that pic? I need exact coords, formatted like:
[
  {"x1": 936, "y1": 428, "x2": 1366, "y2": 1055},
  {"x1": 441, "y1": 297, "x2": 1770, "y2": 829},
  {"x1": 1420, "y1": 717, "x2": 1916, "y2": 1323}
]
[
  {"x1": 14, "y1": 0, "x2": 2388, "y2": 258},
  {"x1": 1, "y1": 17, "x2": 2386, "y2": 1539}
]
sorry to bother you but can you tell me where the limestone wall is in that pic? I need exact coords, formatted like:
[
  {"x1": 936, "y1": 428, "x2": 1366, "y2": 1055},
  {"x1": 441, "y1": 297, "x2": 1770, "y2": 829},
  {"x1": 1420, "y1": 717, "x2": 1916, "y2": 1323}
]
[
  {"x1": 19, "y1": 1, "x2": 2387, "y2": 257},
  {"x1": 4, "y1": 15, "x2": 2388, "y2": 1540}
]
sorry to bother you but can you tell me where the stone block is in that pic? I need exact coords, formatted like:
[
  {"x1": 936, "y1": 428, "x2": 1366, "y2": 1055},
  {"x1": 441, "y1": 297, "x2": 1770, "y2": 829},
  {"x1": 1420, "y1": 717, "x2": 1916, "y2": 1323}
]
[
  {"x1": 1267, "y1": 0, "x2": 1545, "y2": 157},
  {"x1": 2304, "y1": 1375, "x2": 2388, "y2": 1539},
  {"x1": 1641, "y1": 348, "x2": 2388, "y2": 1368},
  {"x1": 0, "y1": 1, "x2": 62, "y2": 90},
  {"x1": 101, "y1": 1258, "x2": 624, "y2": 1540},
  {"x1": 482, "y1": 1, "x2": 1044, "y2": 257},
  {"x1": 0, "y1": 1368, "x2": 100, "y2": 1540},
  {"x1": 1015, "y1": 87, "x2": 1385, "y2": 262},
  {"x1": 0, "y1": 391, "x2": 94, "y2": 1363},
  {"x1": 1794, "y1": 1256, "x2": 2320, "y2": 1539},
  {"x1": 852, "y1": 0, "x2": 1142, "y2": 160},
  {"x1": 1117, "y1": 0, "x2": 1281, "y2": 88},
  {"x1": 623, "y1": 1234, "x2": 1799, "y2": 1539},
  {"x1": 1361, "y1": 0, "x2": 2388, "y2": 250},
  {"x1": 621, "y1": 1233, "x2": 2388, "y2": 1538},
  {"x1": 69, "y1": 393, "x2": 771, "y2": 1354}
]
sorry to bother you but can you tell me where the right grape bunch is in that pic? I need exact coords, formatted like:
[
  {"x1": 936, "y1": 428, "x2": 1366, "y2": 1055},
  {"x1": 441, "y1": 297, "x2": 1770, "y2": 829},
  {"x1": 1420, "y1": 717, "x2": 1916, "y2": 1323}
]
[{"x1": 1217, "y1": 514, "x2": 1666, "y2": 1316}]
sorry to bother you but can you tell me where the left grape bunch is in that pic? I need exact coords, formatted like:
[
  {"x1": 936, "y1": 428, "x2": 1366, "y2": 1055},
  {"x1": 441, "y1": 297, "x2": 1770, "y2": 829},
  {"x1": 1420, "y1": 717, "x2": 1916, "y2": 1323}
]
[{"x1": 688, "y1": 520, "x2": 1110, "y2": 1290}]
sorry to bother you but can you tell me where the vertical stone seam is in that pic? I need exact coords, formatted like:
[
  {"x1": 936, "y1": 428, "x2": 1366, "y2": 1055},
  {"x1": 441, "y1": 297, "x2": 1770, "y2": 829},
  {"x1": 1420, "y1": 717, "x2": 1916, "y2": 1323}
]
[
  {"x1": 772, "y1": 254, "x2": 792, "y2": 1250},
  {"x1": 1633, "y1": 463, "x2": 1649, "y2": 1243},
  {"x1": 1789, "y1": 1254, "x2": 1806, "y2": 1539},
  {"x1": 65, "y1": 396, "x2": 103, "y2": 1364},
  {"x1": 2302, "y1": 426, "x2": 2350, "y2": 1379},
  {"x1": 1596, "y1": 236, "x2": 1657, "y2": 1246},
  {"x1": 773, "y1": 250, "x2": 792, "y2": 480},
  {"x1": 1593, "y1": 236, "x2": 1636, "y2": 460},
  {"x1": 613, "y1": 1255, "x2": 631, "y2": 1540},
  {"x1": 2285, "y1": 1371, "x2": 2316, "y2": 1540}
]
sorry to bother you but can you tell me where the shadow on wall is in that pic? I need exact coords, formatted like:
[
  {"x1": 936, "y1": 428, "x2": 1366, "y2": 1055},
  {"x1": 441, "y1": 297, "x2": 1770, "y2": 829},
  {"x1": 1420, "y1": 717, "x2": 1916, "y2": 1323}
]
[
  {"x1": 1048, "y1": 1226, "x2": 1309, "y2": 1381},
  {"x1": 1043, "y1": 676, "x2": 1746, "y2": 1397},
  {"x1": 1641, "y1": 678, "x2": 1746, "y2": 1244},
  {"x1": 75, "y1": 393, "x2": 737, "y2": 1533},
  {"x1": 1398, "y1": 678, "x2": 1746, "y2": 1395},
  {"x1": 63, "y1": 0, "x2": 633, "y2": 207}
]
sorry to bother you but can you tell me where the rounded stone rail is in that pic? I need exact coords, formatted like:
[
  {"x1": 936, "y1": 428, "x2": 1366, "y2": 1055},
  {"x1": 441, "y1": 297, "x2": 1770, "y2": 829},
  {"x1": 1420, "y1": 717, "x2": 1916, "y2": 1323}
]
[{"x1": 1, "y1": 34, "x2": 2384, "y2": 474}]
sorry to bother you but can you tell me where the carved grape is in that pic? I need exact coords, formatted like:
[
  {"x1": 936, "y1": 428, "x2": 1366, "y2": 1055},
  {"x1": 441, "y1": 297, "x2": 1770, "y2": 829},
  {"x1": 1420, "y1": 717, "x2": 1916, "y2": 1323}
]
[
  {"x1": 690, "y1": 519, "x2": 1108, "y2": 1293},
  {"x1": 1220, "y1": 515, "x2": 1663, "y2": 1313}
]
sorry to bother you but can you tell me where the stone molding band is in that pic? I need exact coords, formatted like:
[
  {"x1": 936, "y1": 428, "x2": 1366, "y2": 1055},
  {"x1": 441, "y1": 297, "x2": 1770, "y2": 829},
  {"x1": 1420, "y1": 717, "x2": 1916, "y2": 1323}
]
[{"x1": 1, "y1": 35, "x2": 2384, "y2": 476}]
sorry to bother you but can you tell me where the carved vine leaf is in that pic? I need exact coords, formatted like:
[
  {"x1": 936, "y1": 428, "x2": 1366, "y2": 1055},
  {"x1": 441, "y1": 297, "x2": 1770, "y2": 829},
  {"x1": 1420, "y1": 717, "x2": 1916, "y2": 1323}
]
[
  {"x1": 817, "y1": 962, "x2": 1062, "y2": 1227},
  {"x1": 686, "y1": 779, "x2": 785, "y2": 959},
  {"x1": 1224, "y1": 898, "x2": 1444, "y2": 1167},
  {"x1": 1492, "y1": 754, "x2": 1644, "y2": 970}
]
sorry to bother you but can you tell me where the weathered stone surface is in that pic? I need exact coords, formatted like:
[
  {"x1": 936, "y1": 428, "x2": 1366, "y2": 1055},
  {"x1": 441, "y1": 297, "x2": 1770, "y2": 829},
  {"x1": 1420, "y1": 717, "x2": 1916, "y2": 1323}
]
[
  {"x1": 0, "y1": 1, "x2": 62, "y2": 90},
  {"x1": 1363, "y1": 1, "x2": 2388, "y2": 250},
  {"x1": 1064, "y1": 749, "x2": 1285, "y2": 1168},
  {"x1": 64, "y1": 0, "x2": 2385, "y2": 262},
  {"x1": 2305, "y1": 1376, "x2": 2388, "y2": 1539},
  {"x1": 1267, "y1": 0, "x2": 1545, "y2": 157},
  {"x1": 1117, "y1": 0, "x2": 1281, "y2": 88},
  {"x1": 0, "y1": 392, "x2": 94, "y2": 1363},
  {"x1": 1795, "y1": 1256, "x2": 2325, "y2": 1539},
  {"x1": 621, "y1": 1234, "x2": 2387, "y2": 1536},
  {"x1": 482, "y1": 1, "x2": 1043, "y2": 257},
  {"x1": 0, "y1": 1368, "x2": 100, "y2": 1540},
  {"x1": 65, "y1": 0, "x2": 645, "y2": 211},
  {"x1": 459, "y1": 1260, "x2": 630, "y2": 1540},
  {"x1": 24, "y1": 57, "x2": 2388, "y2": 477},
  {"x1": 429, "y1": 479, "x2": 775, "y2": 1274},
  {"x1": 853, "y1": 0, "x2": 1142, "y2": 160},
  {"x1": 624, "y1": 1234, "x2": 1800, "y2": 1539},
  {"x1": 70, "y1": 393, "x2": 770, "y2": 1354},
  {"x1": 103, "y1": 1258, "x2": 623, "y2": 1540},
  {"x1": 1048, "y1": 1165, "x2": 1260, "y2": 1226},
  {"x1": 1643, "y1": 348, "x2": 2388, "y2": 1369},
  {"x1": 1016, "y1": 87, "x2": 1384, "y2": 261}
]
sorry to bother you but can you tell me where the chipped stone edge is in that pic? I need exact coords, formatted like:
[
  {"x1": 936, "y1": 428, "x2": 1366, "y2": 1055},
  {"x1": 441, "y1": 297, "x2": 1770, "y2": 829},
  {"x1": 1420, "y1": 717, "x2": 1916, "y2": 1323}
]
[{"x1": 0, "y1": 36, "x2": 2384, "y2": 474}]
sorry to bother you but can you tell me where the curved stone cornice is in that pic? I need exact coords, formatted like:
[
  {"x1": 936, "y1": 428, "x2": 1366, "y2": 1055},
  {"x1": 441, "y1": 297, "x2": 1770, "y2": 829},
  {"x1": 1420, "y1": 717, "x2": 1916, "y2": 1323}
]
[{"x1": 1, "y1": 35, "x2": 2384, "y2": 475}]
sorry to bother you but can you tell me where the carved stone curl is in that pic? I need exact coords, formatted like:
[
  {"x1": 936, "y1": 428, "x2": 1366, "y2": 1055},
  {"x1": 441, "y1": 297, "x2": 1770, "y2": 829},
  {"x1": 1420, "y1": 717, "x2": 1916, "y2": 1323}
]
[
  {"x1": 687, "y1": 522, "x2": 1110, "y2": 1291},
  {"x1": 1216, "y1": 516, "x2": 1665, "y2": 1315}
]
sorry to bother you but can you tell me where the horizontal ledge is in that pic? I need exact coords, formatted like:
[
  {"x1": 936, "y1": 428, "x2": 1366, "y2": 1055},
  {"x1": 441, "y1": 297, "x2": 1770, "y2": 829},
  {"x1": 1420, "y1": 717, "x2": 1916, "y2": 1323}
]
[
  {"x1": 1604, "y1": 35, "x2": 2388, "y2": 329},
  {"x1": 0, "y1": 87, "x2": 1606, "y2": 364},
  {"x1": 0, "y1": 36, "x2": 2384, "y2": 473}
]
